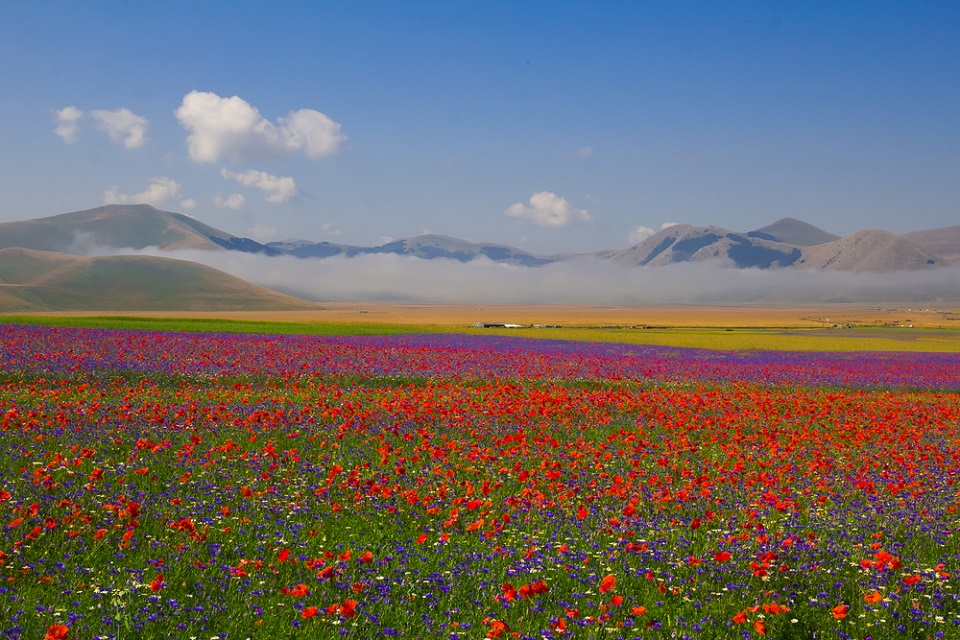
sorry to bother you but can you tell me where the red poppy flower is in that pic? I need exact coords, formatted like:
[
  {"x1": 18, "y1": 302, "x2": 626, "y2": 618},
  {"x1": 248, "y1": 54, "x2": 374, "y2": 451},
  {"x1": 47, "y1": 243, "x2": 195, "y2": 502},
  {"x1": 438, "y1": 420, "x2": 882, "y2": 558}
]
[
  {"x1": 339, "y1": 599, "x2": 357, "y2": 618},
  {"x1": 485, "y1": 619, "x2": 509, "y2": 638},
  {"x1": 45, "y1": 625, "x2": 68, "y2": 640},
  {"x1": 599, "y1": 574, "x2": 616, "y2": 593},
  {"x1": 282, "y1": 583, "x2": 309, "y2": 598}
]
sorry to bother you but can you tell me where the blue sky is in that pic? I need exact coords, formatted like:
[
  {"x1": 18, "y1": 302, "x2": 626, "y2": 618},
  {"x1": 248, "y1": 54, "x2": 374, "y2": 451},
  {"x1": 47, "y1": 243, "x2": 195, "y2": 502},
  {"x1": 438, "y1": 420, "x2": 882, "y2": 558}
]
[{"x1": 1, "y1": 1, "x2": 957, "y2": 254}]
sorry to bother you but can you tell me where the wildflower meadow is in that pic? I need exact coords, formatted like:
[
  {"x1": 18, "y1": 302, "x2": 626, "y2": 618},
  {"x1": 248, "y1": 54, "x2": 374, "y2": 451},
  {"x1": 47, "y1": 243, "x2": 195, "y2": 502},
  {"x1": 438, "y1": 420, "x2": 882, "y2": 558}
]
[{"x1": 1, "y1": 324, "x2": 959, "y2": 639}]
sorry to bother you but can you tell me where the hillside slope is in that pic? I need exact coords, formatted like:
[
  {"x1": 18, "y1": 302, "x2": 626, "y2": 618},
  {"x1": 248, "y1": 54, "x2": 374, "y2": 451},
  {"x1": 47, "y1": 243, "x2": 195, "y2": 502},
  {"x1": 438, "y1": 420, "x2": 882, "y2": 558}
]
[
  {"x1": 798, "y1": 230, "x2": 945, "y2": 271},
  {"x1": 902, "y1": 226, "x2": 960, "y2": 265},
  {"x1": 0, "y1": 248, "x2": 316, "y2": 312}
]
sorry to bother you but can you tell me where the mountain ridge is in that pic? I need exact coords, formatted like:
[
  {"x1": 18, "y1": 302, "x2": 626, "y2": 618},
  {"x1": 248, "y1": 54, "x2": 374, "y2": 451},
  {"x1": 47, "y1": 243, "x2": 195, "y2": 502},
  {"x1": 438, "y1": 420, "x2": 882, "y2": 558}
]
[
  {"x1": 0, "y1": 205, "x2": 956, "y2": 273},
  {"x1": 747, "y1": 217, "x2": 842, "y2": 246},
  {"x1": 0, "y1": 204, "x2": 279, "y2": 255}
]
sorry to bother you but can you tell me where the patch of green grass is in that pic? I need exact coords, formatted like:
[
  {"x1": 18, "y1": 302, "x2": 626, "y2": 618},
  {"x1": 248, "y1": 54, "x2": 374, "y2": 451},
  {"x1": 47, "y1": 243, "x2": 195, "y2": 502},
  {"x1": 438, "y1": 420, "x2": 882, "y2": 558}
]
[{"x1": 0, "y1": 315, "x2": 443, "y2": 336}]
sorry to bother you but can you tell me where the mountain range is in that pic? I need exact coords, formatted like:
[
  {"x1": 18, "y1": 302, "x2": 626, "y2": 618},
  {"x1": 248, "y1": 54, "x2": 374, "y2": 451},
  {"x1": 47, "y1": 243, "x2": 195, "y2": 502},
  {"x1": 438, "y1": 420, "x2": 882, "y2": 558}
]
[
  {"x1": 0, "y1": 204, "x2": 957, "y2": 310},
  {"x1": 265, "y1": 217, "x2": 956, "y2": 271}
]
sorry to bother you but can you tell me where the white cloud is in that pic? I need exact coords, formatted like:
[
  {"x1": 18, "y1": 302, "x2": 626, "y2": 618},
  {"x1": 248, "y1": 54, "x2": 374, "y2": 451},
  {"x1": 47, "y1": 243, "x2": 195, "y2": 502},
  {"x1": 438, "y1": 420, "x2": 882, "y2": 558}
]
[
  {"x1": 180, "y1": 198, "x2": 197, "y2": 210},
  {"x1": 504, "y1": 191, "x2": 591, "y2": 228},
  {"x1": 629, "y1": 222, "x2": 680, "y2": 245},
  {"x1": 247, "y1": 225, "x2": 278, "y2": 242},
  {"x1": 175, "y1": 90, "x2": 345, "y2": 163},
  {"x1": 320, "y1": 222, "x2": 341, "y2": 237},
  {"x1": 283, "y1": 109, "x2": 346, "y2": 158},
  {"x1": 54, "y1": 106, "x2": 148, "y2": 148},
  {"x1": 630, "y1": 226, "x2": 656, "y2": 244},
  {"x1": 214, "y1": 193, "x2": 246, "y2": 210},
  {"x1": 90, "y1": 108, "x2": 149, "y2": 149},
  {"x1": 220, "y1": 167, "x2": 298, "y2": 203},
  {"x1": 103, "y1": 177, "x2": 182, "y2": 207},
  {"x1": 53, "y1": 106, "x2": 83, "y2": 143}
]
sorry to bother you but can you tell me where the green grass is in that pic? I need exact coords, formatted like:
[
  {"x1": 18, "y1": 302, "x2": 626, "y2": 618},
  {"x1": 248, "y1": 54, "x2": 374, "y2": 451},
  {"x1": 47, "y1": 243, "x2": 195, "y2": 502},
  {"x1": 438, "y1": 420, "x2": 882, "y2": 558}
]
[
  {"x1": 2, "y1": 314, "x2": 959, "y2": 351},
  {"x1": 0, "y1": 315, "x2": 443, "y2": 336}
]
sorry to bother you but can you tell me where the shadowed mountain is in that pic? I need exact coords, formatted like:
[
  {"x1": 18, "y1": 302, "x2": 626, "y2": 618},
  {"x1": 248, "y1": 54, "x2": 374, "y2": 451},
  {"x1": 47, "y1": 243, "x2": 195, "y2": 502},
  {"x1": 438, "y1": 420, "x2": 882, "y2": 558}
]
[
  {"x1": 265, "y1": 238, "x2": 356, "y2": 259},
  {"x1": 368, "y1": 235, "x2": 554, "y2": 266},
  {"x1": 0, "y1": 247, "x2": 316, "y2": 312},
  {"x1": 0, "y1": 204, "x2": 279, "y2": 255},
  {"x1": 268, "y1": 234, "x2": 554, "y2": 266},
  {"x1": 601, "y1": 224, "x2": 803, "y2": 269},
  {"x1": 902, "y1": 226, "x2": 960, "y2": 266},
  {"x1": 797, "y1": 229, "x2": 944, "y2": 271},
  {"x1": 747, "y1": 217, "x2": 841, "y2": 246}
]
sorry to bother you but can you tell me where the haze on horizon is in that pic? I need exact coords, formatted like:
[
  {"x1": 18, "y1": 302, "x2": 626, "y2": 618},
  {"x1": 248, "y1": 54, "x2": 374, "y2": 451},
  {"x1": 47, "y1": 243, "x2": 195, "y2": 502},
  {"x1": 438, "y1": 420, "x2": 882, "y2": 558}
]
[
  {"x1": 74, "y1": 241, "x2": 952, "y2": 307},
  {"x1": 0, "y1": 2, "x2": 958, "y2": 257}
]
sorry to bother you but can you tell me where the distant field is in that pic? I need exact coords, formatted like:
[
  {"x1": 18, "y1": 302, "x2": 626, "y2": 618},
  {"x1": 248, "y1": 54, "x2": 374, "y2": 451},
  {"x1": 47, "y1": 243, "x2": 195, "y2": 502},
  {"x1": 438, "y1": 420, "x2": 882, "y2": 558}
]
[
  {"x1": 466, "y1": 325, "x2": 960, "y2": 352},
  {"x1": 0, "y1": 314, "x2": 430, "y2": 337},
  {"x1": 3, "y1": 301, "x2": 959, "y2": 351}
]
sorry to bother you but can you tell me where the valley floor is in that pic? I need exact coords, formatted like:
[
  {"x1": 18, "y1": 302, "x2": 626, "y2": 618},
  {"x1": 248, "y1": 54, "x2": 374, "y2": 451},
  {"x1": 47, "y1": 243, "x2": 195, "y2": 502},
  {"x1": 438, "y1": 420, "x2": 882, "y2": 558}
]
[{"x1": 14, "y1": 301, "x2": 960, "y2": 329}]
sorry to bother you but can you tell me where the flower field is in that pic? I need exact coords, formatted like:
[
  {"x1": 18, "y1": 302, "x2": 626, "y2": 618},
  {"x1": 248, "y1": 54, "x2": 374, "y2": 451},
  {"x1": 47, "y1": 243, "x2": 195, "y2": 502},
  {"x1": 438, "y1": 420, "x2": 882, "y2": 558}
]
[{"x1": 1, "y1": 324, "x2": 959, "y2": 639}]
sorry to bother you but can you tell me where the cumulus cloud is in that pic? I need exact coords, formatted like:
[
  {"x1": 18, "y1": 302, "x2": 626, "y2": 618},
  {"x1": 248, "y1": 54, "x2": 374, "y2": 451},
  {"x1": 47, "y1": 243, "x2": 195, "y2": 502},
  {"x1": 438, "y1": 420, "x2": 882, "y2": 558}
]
[
  {"x1": 103, "y1": 177, "x2": 182, "y2": 206},
  {"x1": 504, "y1": 191, "x2": 591, "y2": 228},
  {"x1": 180, "y1": 198, "x2": 197, "y2": 210},
  {"x1": 220, "y1": 168, "x2": 298, "y2": 203},
  {"x1": 53, "y1": 106, "x2": 83, "y2": 143},
  {"x1": 90, "y1": 108, "x2": 149, "y2": 149},
  {"x1": 54, "y1": 106, "x2": 149, "y2": 148},
  {"x1": 320, "y1": 222, "x2": 342, "y2": 237},
  {"x1": 214, "y1": 193, "x2": 246, "y2": 210},
  {"x1": 629, "y1": 222, "x2": 680, "y2": 244},
  {"x1": 175, "y1": 90, "x2": 346, "y2": 163},
  {"x1": 284, "y1": 108, "x2": 346, "y2": 158}
]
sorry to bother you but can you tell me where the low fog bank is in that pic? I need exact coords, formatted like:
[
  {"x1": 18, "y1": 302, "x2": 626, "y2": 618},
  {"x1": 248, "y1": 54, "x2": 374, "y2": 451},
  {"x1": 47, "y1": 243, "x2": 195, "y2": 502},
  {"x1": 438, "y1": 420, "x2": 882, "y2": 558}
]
[{"x1": 104, "y1": 247, "x2": 960, "y2": 305}]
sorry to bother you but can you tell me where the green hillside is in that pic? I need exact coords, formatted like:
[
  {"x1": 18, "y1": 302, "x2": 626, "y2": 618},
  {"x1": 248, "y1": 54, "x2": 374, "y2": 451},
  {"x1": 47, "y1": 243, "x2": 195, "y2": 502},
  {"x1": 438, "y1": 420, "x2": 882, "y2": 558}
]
[{"x1": 0, "y1": 248, "x2": 317, "y2": 312}]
